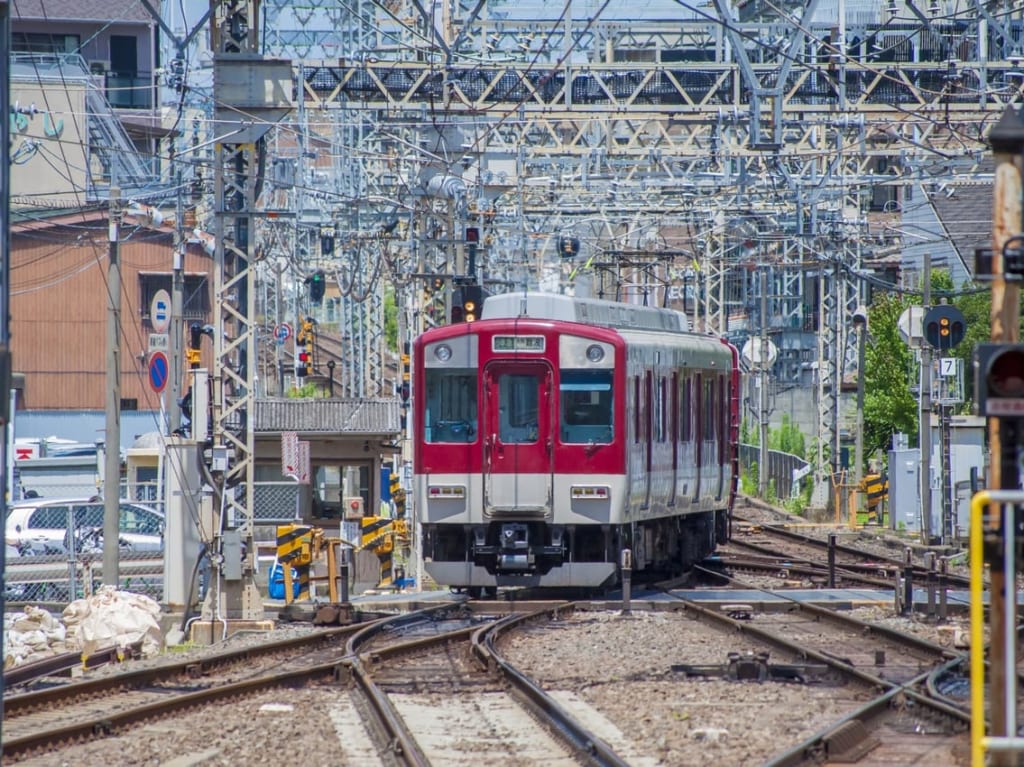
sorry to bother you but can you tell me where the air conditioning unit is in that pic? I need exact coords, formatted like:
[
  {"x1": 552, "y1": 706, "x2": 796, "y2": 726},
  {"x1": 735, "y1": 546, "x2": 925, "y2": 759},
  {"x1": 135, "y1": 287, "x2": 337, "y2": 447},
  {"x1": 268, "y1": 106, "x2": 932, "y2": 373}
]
[{"x1": 88, "y1": 60, "x2": 109, "y2": 75}]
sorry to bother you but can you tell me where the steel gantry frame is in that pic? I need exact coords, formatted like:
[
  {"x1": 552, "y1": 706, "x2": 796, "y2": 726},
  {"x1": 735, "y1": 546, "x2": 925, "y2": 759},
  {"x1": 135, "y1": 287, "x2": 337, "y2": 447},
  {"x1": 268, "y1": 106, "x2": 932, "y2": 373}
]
[
  {"x1": 243, "y1": 0, "x2": 1022, "y2": 507},
  {"x1": 204, "y1": 0, "x2": 291, "y2": 621}
]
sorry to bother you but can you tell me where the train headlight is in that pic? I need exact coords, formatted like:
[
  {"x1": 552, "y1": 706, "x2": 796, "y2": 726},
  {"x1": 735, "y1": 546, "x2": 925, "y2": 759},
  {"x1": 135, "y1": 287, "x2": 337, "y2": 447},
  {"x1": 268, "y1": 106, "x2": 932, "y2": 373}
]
[
  {"x1": 434, "y1": 344, "x2": 452, "y2": 362},
  {"x1": 586, "y1": 344, "x2": 605, "y2": 363}
]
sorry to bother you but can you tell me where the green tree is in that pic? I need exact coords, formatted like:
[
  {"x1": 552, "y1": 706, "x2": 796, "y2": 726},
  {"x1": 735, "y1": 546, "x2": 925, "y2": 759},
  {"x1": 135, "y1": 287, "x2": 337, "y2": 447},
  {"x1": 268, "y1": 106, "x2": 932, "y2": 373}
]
[
  {"x1": 863, "y1": 292, "x2": 918, "y2": 456},
  {"x1": 767, "y1": 413, "x2": 806, "y2": 457},
  {"x1": 384, "y1": 285, "x2": 398, "y2": 351}
]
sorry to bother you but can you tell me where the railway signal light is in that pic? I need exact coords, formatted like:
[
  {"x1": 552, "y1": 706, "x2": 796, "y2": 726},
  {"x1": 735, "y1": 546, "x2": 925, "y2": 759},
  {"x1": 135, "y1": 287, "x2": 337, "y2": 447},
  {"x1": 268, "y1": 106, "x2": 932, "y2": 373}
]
[
  {"x1": 320, "y1": 227, "x2": 334, "y2": 256},
  {"x1": 466, "y1": 227, "x2": 479, "y2": 273},
  {"x1": 559, "y1": 236, "x2": 580, "y2": 259},
  {"x1": 297, "y1": 316, "x2": 316, "y2": 377},
  {"x1": 307, "y1": 270, "x2": 326, "y2": 304},
  {"x1": 976, "y1": 344, "x2": 1024, "y2": 417},
  {"x1": 923, "y1": 305, "x2": 966, "y2": 351}
]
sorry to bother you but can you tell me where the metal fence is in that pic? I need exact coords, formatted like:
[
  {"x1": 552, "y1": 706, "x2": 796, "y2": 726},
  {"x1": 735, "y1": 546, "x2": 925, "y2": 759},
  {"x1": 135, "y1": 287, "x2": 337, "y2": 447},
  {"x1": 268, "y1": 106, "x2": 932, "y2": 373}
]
[
  {"x1": 6, "y1": 553, "x2": 164, "y2": 604},
  {"x1": 738, "y1": 443, "x2": 810, "y2": 500}
]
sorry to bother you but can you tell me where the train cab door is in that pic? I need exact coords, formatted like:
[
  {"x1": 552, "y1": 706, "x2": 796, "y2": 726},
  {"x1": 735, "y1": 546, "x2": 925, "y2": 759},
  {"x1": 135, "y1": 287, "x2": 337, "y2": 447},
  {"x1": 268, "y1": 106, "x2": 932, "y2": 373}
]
[{"x1": 482, "y1": 362, "x2": 555, "y2": 513}]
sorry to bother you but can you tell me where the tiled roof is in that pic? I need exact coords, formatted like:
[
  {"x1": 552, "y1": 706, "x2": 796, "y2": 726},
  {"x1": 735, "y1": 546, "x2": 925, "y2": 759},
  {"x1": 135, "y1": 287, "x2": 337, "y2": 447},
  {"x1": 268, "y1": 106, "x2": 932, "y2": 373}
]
[
  {"x1": 253, "y1": 398, "x2": 403, "y2": 436},
  {"x1": 929, "y1": 183, "x2": 992, "y2": 275},
  {"x1": 12, "y1": 0, "x2": 154, "y2": 23}
]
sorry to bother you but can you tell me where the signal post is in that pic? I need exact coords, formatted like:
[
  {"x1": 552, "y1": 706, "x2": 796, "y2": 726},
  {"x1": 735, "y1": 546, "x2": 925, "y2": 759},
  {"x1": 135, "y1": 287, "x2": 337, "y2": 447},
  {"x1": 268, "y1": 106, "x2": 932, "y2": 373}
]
[{"x1": 981, "y1": 105, "x2": 1024, "y2": 766}]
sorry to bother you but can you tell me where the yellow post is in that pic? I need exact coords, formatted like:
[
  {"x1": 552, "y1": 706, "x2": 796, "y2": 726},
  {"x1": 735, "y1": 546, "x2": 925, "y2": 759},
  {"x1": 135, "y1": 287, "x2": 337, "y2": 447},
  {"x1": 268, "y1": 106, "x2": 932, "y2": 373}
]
[
  {"x1": 970, "y1": 491, "x2": 989, "y2": 767},
  {"x1": 971, "y1": 489, "x2": 1024, "y2": 765}
]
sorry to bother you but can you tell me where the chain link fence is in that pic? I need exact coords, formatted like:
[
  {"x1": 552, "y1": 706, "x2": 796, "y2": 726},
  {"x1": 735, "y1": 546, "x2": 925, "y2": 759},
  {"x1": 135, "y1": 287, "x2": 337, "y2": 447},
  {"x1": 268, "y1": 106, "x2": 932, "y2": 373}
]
[{"x1": 5, "y1": 481, "x2": 307, "y2": 606}]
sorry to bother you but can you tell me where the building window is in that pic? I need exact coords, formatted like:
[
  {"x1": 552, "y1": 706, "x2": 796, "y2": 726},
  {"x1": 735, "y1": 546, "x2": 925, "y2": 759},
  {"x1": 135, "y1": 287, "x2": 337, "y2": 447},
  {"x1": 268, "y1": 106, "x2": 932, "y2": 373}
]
[
  {"x1": 121, "y1": 398, "x2": 138, "y2": 411},
  {"x1": 139, "y1": 273, "x2": 210, "y2": 324},
  {"x1": 12, "y1": 33, "x2": 80, "y2": 55}
]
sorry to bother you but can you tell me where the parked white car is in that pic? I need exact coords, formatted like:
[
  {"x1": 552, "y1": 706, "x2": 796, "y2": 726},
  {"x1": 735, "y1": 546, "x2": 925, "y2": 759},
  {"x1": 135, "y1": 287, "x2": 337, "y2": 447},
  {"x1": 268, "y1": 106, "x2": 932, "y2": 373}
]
[{"x1": 5, "y1": 498, "x2": 164, "y2": 556}]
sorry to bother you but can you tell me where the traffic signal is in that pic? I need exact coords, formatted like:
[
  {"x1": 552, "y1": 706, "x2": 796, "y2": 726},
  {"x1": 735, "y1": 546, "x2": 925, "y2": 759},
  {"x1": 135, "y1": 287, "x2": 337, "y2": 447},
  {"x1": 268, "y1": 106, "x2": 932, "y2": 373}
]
[
  {"x1": 320, "y1": 227, "x2": 334, "y2": 256},
  {"x1": 466, "y1": 227, "x2": 479, "y2": 273},
  {"x1": 307, "y1": 270, "x2": 326, "y2": 304},
  {"x1": 976, "y1": 344, "x2": 1024, "y2": 417},
  {"x1": 464, "y1": 295, "x2": 478, "y2": 322},
  {"x1": 296, "y1": 316, "x2": 315, "y2": 377},
  {"x1": 923, "y1": 305, "x2": 966, "y2": 351},
  {"x1": 559, "y1": 235, "x2": 580, "y2": 259}
]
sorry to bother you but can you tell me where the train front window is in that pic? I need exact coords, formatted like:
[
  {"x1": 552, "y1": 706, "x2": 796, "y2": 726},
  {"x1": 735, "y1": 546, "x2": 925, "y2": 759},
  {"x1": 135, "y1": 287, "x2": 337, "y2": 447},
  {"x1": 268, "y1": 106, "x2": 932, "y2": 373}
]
[
  {"x1": 424, "y1": 369, "x2": 478, "y2": 443},
  {"x1": 559, "y1": 371, "x2": 613, "y2": 444},
  {"x1": 498, "y1": 374, "x2": 540, "y2": 444}
]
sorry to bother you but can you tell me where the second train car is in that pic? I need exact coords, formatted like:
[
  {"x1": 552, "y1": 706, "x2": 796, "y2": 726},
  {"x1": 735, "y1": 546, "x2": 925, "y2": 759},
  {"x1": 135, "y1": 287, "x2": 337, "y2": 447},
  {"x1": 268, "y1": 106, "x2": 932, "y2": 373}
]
[{"x1": 413, "y1": 291, "x2": 739, "y2": 592}]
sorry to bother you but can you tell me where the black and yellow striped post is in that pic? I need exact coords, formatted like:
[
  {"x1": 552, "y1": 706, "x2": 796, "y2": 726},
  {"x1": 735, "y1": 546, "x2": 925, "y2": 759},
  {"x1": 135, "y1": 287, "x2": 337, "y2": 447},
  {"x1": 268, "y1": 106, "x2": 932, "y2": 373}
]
[
  {"x1": 276, "y1": 524, "x2": 314, "y2": 602},
  {"x1": 361, "y1": 516, "x2": 396, "y2": 588},
  {"x1": 862, "y1": 472, "x2": 888, "y2": 525}
]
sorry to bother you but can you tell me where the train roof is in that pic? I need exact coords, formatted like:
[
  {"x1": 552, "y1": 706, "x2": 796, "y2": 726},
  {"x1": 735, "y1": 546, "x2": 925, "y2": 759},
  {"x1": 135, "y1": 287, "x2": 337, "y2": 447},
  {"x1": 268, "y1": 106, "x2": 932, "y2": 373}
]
[{"x1": 481, "y1": 292, "x2": 689, "y2": 334}]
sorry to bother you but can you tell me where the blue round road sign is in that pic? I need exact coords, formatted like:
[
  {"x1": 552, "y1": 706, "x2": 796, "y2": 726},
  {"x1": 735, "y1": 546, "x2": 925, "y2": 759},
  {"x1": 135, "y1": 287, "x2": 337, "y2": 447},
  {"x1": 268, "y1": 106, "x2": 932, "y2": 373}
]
[{"x1": 149, "y1": 351, "x2": 169, "y2": 393}]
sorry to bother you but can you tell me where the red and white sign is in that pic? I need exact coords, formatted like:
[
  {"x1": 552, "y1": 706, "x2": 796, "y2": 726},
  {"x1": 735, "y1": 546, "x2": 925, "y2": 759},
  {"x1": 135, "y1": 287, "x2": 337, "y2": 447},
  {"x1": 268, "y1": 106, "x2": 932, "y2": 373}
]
[
  {"x1": 281, "y1": 432, "x2": 310, "y2": 483},
  {"x1": 14, "y1": 444, "x2": 38, "y2": 461}
]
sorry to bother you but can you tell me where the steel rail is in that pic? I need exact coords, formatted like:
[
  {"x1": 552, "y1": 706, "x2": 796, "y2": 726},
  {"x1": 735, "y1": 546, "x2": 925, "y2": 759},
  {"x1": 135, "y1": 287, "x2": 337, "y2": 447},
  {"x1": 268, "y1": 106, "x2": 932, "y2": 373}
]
[
  {"x1": 4, "y1": 642, "x2": 142, "y2": 688},
  {"x1": 4, "y1": 624, "x2": 358, "y2": 718},
  {"x1": 470, "y1": 603, "x2": 631, "y2": 767}
]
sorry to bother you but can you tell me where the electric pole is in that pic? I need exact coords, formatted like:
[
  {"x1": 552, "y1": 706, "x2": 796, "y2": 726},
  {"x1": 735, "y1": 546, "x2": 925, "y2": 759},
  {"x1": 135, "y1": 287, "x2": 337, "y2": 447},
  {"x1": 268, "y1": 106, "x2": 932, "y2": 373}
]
[
  {"x1": 1, "y1": 0, "x2": 14, "y2": 731},
  {"x1": 985, "y1": 104, "x2": 1024, "y2": 767},
  {"x1": 104, "y1": 186, "x2": 122, "y2": 585},
  {"x1": 919, "y1": 255, "x2": 932, "y2": 544},
  {"x1": 169, "y1": 164, "x2": 185, "y2": 434}
]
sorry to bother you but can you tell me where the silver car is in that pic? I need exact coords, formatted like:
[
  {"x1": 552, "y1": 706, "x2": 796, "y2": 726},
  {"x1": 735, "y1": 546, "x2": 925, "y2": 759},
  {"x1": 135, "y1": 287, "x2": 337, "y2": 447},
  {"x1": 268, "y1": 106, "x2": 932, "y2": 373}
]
[{"x1": 5, "y1": 498, "x2": 164, "y2": 556}]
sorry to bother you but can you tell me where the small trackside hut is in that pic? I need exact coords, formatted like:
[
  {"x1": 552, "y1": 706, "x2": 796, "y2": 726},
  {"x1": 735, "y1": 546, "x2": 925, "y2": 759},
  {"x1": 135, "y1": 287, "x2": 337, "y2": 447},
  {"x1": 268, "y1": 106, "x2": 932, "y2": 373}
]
[{"x1": 413, "y1": 292, "x2": 739, "y2": 593}]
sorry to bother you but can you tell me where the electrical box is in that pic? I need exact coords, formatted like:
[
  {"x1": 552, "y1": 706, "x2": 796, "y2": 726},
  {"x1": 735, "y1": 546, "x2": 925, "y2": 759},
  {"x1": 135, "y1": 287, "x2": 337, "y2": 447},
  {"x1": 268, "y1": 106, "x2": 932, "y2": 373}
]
[{"x1": 343, "y1": 496, "x2": 364, "y2": 519}]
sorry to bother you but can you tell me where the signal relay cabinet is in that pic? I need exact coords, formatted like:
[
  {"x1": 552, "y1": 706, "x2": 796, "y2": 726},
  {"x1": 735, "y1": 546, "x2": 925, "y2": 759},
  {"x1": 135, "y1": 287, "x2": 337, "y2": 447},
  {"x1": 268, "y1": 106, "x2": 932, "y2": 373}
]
[{"x1": 887, "y1": 415, "x2": 985, "y2": 540}]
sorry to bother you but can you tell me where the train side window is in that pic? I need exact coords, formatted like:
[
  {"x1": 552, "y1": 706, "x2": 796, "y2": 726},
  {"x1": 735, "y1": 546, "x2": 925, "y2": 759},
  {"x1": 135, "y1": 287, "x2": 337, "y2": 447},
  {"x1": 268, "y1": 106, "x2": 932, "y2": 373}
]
[
  {"x1": 632, "y1": 376, "x2": 641, "y2": 444},
  {"x1": 559, "y1": 371, "x2": 613, "y2": 444},
  {"x1": 424, "y1": 368, "x2": 478, "y2": 443},
  {"x1": 671, "y1": 372, "x2": 679, "y2": 443},
  {"x1": 703, "y1": 378, "x2": 715, "y2": 441},
  {"x1": 658, "y1": 377, "x2": 667, "y2": 442},
  {"x1": 681, "y1": 376, "x2": 691, "y2": 442}
]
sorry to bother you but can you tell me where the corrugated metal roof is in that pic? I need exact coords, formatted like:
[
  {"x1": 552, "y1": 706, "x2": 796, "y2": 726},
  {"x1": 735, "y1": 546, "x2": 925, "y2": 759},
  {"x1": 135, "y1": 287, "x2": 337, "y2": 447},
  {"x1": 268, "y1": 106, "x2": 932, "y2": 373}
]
[{"x1": 253, "y1": 398, "x2": 403, "y2": 435}]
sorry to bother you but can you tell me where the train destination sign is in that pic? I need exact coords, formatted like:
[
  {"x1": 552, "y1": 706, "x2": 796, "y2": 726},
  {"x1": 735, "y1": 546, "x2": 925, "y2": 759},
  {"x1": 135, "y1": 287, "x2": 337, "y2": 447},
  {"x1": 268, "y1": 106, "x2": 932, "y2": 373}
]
[{"x1": 492, "y1": 335, "x2": 545, "y2": 352}]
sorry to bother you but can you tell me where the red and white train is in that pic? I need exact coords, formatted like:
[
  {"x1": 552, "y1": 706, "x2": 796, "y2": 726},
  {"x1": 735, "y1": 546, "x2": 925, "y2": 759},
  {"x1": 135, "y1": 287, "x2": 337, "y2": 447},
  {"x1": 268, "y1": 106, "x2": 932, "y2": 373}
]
[{"x1": 412, "y1": 292, "x2": 740, "y2": 592}]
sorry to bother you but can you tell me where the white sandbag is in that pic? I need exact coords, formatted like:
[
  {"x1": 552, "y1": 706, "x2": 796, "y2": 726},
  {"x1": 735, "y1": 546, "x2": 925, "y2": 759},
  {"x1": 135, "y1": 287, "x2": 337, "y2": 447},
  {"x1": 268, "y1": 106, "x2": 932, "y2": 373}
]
[{"x1": 62, "y1": 585, "x2": 163, "y2": 658}]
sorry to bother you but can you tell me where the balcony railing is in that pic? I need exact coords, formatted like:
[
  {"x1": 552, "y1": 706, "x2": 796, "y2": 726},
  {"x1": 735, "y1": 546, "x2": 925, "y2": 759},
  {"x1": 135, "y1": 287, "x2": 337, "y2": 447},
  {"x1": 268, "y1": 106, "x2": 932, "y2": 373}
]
[{"x1": 103, "y1": 71, "x2": 154, "y2": 109}]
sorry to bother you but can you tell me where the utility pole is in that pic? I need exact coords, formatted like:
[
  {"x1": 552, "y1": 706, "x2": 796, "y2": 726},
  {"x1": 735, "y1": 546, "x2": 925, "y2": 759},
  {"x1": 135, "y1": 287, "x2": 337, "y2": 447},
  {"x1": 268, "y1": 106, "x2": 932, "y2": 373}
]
[
  {"x1": 985, "y1": 104, "x2": 1024, "y2": 767},
  {"x1": 758, "y1": 268, "x2": 769, "y2": 496},
  {"x1": 1, "y1": 0, "x2": 14, "y2": 731},
  {"x1": 104, "y1": 186, "x2": 122, "y2": 585},
  {"x1": 919, "y1": 254, "x2": 932, "y2": 544},
  {"x1": 169, "y1": 163, "x2": 185, "y2": 434}
]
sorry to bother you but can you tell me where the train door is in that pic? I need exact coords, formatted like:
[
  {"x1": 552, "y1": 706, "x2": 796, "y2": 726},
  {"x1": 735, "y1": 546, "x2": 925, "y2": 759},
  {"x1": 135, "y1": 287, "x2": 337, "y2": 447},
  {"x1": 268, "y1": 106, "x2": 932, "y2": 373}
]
[
  {"x1": 482, "y1": 362, "x2": 554, "y2": 513},
  {"x1": 692, "y1": 373, "x2": 702, "y2": 502},
  {"x1": 717, "y1": 375, "x2": 728, "y2": 499},
  {"x1": 670, "y1": 371, "x2": 678, "y2": 506},
  {"x1": 644, "y1": 370, "x2": 653, "y2": 509}
]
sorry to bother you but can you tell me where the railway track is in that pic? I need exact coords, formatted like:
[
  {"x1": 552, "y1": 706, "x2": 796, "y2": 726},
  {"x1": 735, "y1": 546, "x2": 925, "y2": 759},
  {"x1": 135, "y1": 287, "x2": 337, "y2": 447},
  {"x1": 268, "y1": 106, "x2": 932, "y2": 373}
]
[
  {"x1": 345, "y1": 601, "x2": 636, "y2": 766},
  {"x1": 496, "y1": 598, "x2": 970, "y2": 766},
  {"x1": 2, "y1": 623, "x2": 365, "y2": 760},
  {"x1": 731, "y1": 499, "x2": 972, "y2": 591},
  {"x1": 4, "y1": 601, "x2": 641, "y2": 766}
]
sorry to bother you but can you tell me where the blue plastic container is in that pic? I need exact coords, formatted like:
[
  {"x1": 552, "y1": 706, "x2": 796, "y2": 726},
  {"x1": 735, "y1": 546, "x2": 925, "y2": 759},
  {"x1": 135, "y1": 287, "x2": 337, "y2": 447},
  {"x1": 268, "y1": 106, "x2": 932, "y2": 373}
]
[{"x1": 268, "y1": 561, "x2": 301, "y2": 599}]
